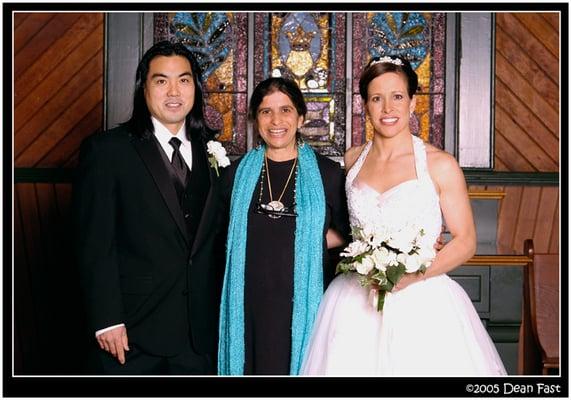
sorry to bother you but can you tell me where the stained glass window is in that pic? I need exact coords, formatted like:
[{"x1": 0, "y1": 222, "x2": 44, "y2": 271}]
[
  {"x1": 155, "y1": 12, "x2": 446, "y2": 157},
  {"x1": 155, "y1": 12, "x2": 248, "y2": 155},
  {"x1": 352, "y1": 12, "x2": 446, "y2": 148},
  {"x1": 254, "y1": 13, "x2": 347, "y2": 156}
]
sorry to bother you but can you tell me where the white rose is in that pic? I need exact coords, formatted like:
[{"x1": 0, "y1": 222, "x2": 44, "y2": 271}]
[
  {"x1": 340, "y1": 240, "x2": 369, "y2": 258},
  {"x1": 206, "y1": 141, "x2": 230, "y2": 175},
  {"x1": 368, "y1": 232, "x2": 384, "y2": 248},
  {"x1": 387, "y1": 229, "x2": 414, "y2": 254},
  {"x1": 218, "y1": 156, "x2": 231, "y2": 168},
  {"x1": 405, "y1": 253, "x2": 422, "y2": 273},
  {"x1": 386, "y1": 250, "x2": 399, "y2": 267},
  {"x1": 358, "y1": 226, "x2": 375, "y2": 243},
  {"x1": 396, "y1": 253, "x2": 407, "y2": 264},
  {"x1": 356, "y1": 255, "x2": 375, "y2": 275},
  {"x1": 207, "y1": 140, "x2": 223, "y2": 154},
  {"x1": 371, "y1": 247, "x2": 390, "y2": 272}
]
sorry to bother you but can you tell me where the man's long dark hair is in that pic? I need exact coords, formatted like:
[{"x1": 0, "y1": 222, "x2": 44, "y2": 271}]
[{"x1": 121, "y1": 40, "x2": 217, "y2": 141}]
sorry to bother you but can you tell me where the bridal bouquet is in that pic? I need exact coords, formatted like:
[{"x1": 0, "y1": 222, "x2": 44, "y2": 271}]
[{"x1": 336, "y1": 223, "x2": 435, "y2": 312}]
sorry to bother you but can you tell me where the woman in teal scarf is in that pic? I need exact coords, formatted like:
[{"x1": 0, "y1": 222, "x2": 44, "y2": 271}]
[{"x1": 218, "y1": 78, "x2": 350, "y2": 375}]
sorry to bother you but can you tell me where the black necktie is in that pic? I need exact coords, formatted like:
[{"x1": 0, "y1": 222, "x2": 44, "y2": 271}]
[{"x1": 169, "y1": 137, "x2": 189, "y2": 185}]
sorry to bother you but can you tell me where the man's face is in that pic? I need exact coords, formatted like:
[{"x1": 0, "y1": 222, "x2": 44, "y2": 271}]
[{"x1": 144, "y1": 55, "x2": 195, "y2": 134}]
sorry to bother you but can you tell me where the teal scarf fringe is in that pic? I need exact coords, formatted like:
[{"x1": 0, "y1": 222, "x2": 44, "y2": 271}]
[{"x1": 218, "y1": 144, "x2": 325, "y2": 375}]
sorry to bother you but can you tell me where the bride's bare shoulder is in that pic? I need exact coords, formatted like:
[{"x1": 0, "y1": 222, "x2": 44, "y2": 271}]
[
  {"x1": 344, "y1": 143, "x2": 367, "y2": 171},
  {"x1": 425, "y1": 143, "x2": 463, "y2": 181}
]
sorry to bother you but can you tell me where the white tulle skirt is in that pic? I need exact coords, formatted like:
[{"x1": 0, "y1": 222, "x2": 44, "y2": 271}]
[{"x1": 301, "y1": 273, "x2": 507, "y2": 376}]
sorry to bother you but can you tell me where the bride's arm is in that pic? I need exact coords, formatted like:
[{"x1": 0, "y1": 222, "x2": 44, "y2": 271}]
[
  {"x1": 423, "y1": 151, "x2": 476, "y2": 278},
  {"x1": 394, "y1": 151, "x2": 476, "y2": 291}
]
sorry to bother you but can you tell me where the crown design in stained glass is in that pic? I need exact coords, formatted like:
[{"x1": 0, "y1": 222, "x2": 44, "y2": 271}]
[{"x1": 286, "y1": 25, "x2": 315, "y2": 51}]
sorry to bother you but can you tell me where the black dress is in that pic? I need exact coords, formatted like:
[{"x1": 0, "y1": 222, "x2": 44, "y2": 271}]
[{"x1": 221, "y1": 153, "x2": 350, "y2": 375}]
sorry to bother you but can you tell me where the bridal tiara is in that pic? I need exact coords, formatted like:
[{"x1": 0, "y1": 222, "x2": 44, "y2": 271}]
[{"x1": 370, "y1": 56, "x2": 403, "y2": 67}]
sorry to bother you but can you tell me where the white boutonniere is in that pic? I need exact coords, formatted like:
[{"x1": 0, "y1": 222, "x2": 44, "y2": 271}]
[{"x1": 206, "y1": 140, "x2": 230, "y2": 177}]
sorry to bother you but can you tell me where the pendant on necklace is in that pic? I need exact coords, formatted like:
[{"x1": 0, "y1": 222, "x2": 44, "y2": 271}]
[{"x1": 267, "y1": 200, "x2": 285, "y2": 212}]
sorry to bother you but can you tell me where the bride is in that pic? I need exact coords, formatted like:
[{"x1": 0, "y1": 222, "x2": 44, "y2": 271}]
[{"x1": 300, "y1": 56, "x2": 506, "y2": 376}]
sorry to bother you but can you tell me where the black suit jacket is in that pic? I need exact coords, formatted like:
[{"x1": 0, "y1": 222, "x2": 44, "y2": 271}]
[{"x1": 73, "y1": 125, "x2": 225, "y2": 357}]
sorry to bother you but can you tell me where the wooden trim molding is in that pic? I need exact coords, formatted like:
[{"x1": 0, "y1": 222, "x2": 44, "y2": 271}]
[
  {"x1": 465, "y1": 255, "x2": 532, "y2": 266},
  {"x1": 468, "y1": 190, "x2": 506, "y2": 199},
  {"x1": 464, "y1": 171, "x2": 559, "y2": 185},
  {"x1": 14, "y1": 168, "x2": 74, "y2": 183}
]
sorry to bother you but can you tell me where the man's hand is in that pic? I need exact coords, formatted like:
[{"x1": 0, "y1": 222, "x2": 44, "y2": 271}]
[{"x1": 96, "y1": 325, "x2": 130, "y2": 364}]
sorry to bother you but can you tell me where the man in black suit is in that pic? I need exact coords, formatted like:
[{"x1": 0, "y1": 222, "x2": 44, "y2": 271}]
[{"x1": 73, "y1": 41, "x2": 226, "y2": 374}]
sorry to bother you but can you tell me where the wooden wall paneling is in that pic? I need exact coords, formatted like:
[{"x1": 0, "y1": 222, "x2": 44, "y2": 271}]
[
  {"x1": 39, "y1": 104, "x2": 103, "y2": 167},
  {"x1": 14, "y1": 13, "x2": 82, "y2": 75},
  {"x1": 36, "y1": 184, "x2": 58, "y2": 270},
  {"x1": 16, "y1": 63, "x2": 104, "y2": 166},
  {"x1": 15, "y1": 40, "x2": 104, "y2": 163},
  {"x1": 35, "y1": 183, "x2": 65, "y2": 372},
  {"x1": 14, "y1": 13, "x2": 103, "y2": 107},
  {"x1": 13, "y1": 13, "x2": 55, "y2": 53},
  {"x1": 496, "y1": 13, "x2": 558, "y2": 84},
  {"x1": 495, "y1": 108, "x2": 557, "y2": 171},
  {"x1": 14, "y1": 187, "x2": 40, "y2": 374},
  {"x1": 55, "y1": 183, "x2": 72, "y2": 214},
  {"x1": 494, "y1": 134, "x2": 534, "y2": 172},
  {"x1": 494, "y1": 156, "x2": 509, "y2": 171},
  {"x1": 513, "y1": 186, "x2": 542, "y2": 253},
  {"x1": 15, "y1": 184, "x2": 45, "y2": 373},
  {"x1": 63, "y1": 148, "x2": 81, "y2": 169},
  {"x1": 15, "y1": 23, "x2": 103, "y2": 134},
  {"x1": 513, "y1": 13, "x2": 559, "y2": 57},
  {"x1": 533, "y1": 187, "x2": 559, "y2": 253},
  {"x1": 541, "y1": 13, "x2": 560, "y2": 31},
  {"x1": 496, "y1": 185, "x2": 560, "y2": 255},
  {"x1": 496, "y1": 53, "x2": 558, "y2": 135},
  {"x1": 549, "y1": 190, "x2": 560, "y2": 254},
  {"x1": 25, "y1": 78, "x2": 103, "y2": 167},
  {"x1": 497, "y1": 186, "x2": 523, "y2": 253},
  {"x1": 495, "y1": 80, "x2": 559, "y2": 160},
  {"x1": 495, "y1": 28, "x2": 558, "y2": 111},
  {"x1": 14, "y1": 317, "x2": 23, "y2": 374},
  {"x1": 15, "y1": 182, "x2": 89, "y2": 373},
  {"x1": 41, "y1": 183, "x2": 89, "y2": 373},
  {"x1": 13, "y1": 12, "x2": 31, "y2": 29}
]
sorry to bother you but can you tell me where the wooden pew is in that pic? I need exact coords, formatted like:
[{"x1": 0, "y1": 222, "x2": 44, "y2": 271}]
[{"x1": 519, "y1": 239, "x2": 559, "y2": 374}]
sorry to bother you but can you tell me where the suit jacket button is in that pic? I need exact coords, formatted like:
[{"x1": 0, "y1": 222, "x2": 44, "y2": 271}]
[{"x1": 184, "y1": 213, "x2": 190, "y2": 219}]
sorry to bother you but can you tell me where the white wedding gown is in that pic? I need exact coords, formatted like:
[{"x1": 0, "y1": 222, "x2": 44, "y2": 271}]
[{"x1": 301, "y1": 136, "x2": 506, "y2": 376}]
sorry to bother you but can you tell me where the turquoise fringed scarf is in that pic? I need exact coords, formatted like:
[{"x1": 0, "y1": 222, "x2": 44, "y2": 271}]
[{"x1": 218, "y1": 143, "x2": 325, "y2": 375}]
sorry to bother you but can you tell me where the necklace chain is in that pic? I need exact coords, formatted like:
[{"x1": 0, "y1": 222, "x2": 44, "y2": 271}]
[
  {"x1": 258, "y1": 153, "x2": 298, "y2": 217},
  {"x1": 265, "y1": 153, "x2": 297, "y2": 204}
]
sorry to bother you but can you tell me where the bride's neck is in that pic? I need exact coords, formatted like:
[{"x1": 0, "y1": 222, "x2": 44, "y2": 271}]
[{"x1": 371, "y1": 133, "x2": 412, "y2": 160}]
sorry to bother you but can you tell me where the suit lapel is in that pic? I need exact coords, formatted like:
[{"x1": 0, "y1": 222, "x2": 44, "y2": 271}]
[
  {"x1": 190, "y1": 137, "x2": 217, "y2": 257},
  {"x1": 131, "y1": 134, "x2": 190, "y2": 245}
]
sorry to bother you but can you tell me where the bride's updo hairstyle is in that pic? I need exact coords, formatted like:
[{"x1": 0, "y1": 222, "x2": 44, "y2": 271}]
[{"x1": 359, "y1": 55, "x2": 418, "y2": 101}]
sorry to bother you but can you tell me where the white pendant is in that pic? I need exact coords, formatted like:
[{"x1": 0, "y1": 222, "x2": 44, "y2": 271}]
[{"x1": 267, "y1": 200, "x2": 285, "y2": 212}]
